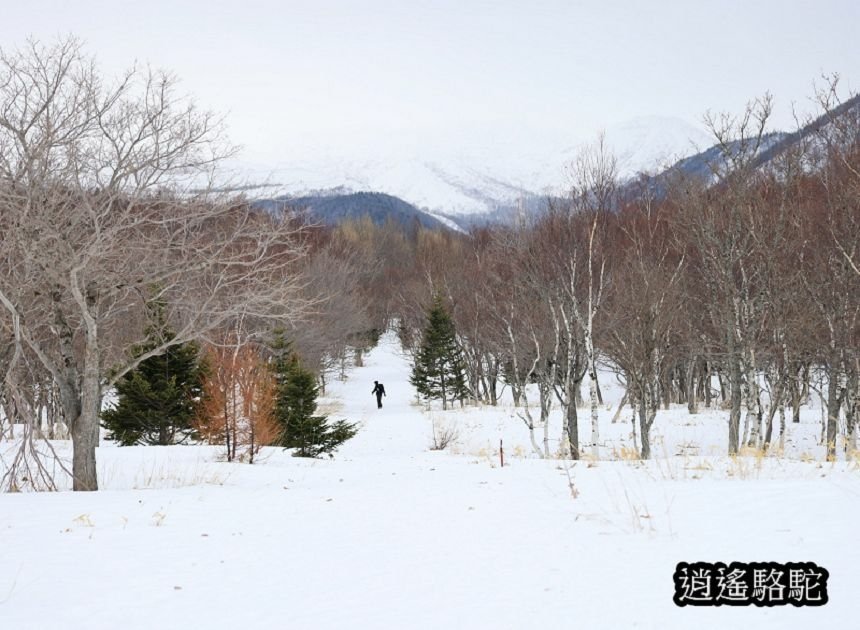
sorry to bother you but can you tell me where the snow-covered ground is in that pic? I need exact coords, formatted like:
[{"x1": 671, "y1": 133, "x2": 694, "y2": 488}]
[{"x1": 1, "y1": 332, "x2": 857, "y2": 629}]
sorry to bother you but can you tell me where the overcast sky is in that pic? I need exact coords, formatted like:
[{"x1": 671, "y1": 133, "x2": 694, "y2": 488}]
[{"x1": 2, "y1": 0, "x2": 858, "y2": 167}]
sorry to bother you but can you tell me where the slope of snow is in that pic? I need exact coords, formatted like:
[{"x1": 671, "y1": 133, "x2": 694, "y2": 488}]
[
  {"x1": 236, "y1": 117, "x2": 712, "y2": 218},
  {"x1": 601, "y1": 116, "x2": 713, "y2": 175},
  {"x1": 1, "y1": 331, "x2": 856, "y2": 629},
  {"x1": 259, "y1": 157, "x2": 499, "y2": 216}
]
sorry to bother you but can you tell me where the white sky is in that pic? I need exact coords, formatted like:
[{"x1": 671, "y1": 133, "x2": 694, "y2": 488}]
[{"x1": 1, "y1": 0, "x2": 858, "y2": 167}]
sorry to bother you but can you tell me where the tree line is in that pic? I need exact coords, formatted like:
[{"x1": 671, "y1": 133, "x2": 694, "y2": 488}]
[
  {"x1": 0, "y1": 39, "x2": 378, "y2": 490},
  {"x1": 395, "y1": 94, "x2": 859, "y2": 462},
  {"x1": 1, "y1": 39, "x2": 857, "y2": 493}
]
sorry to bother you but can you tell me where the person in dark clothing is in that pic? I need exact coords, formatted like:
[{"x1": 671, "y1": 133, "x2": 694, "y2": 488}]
[{"x1": 372, "y1": 381, "x2": 386, "y2": 408}]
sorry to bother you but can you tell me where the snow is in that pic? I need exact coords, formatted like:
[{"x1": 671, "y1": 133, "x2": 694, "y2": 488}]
[
  {"x1": 1, "y1": 332, "x2": 857, "y2": 629},
  {"x1": 595, "y1": 116, "x2": 712, "y2": 175},
  {"x1": 234, "y1": 117, "x2": 712, "y2": 218}
]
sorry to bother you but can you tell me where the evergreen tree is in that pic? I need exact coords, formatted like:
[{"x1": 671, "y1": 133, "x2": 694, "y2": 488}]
[
  {"x1": 272, "y1": 336, "x2": 357, "y2": 457},
  {"x1": 102, "y1": 301, "x2": 205, "y2": 446},
  {"x1": 410, "y1": 295, "x2": 469, "y2": 409}
]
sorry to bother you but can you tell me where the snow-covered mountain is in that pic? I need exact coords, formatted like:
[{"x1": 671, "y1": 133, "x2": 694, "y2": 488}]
[
  {"x1": 584, "y1": 116, "x2": 713, "y2": 176},
  {"x1": 655, "y1": 93, "x2": 860, "y2": 187},
  {"x1": 238, "y1": 116, "x2": 712, "y2": 220}
]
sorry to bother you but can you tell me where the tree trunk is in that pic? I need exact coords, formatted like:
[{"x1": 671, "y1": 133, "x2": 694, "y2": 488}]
[
  {"x1": 630, "y1": 393, "x2": 639, "y2": 454},
  {"x1": 516, "y1": 378, "x2": 544, "y2": 458},
  {"x1": 224, "y1": 397, "x2": 232, "y2": 462},
  {"x1": 763, "y1": 404, "x2": 776, "y2": 450},
  {"x1": 745, "y1": 355, "x2": 763, "y2": 449},
  {"x1": 686, "y1": 359, "x2": 698, "y2": 414},
  {"x1": 762, "y1": 370, "x2": 783, "y2": 451},
  {"x1": 511, "y1": 383, "x2": 522, "y2": 407},
  {"x1": 790, "y1": 365, "x2": 802, "y2": 423},
  {"x1": 825, "y1": 367, "x2": 842, "y2": 461},
  {"x1": 536, "y1": 379, "x2": 552, "y2": 457},
  {"x1": 488, "y1": 372, "x2": 498, "y2": 406},
  {"x1": 778, "y1": 403, "x2": 786, "y2": 451},
  {"x1": 565, "y1": 380, "x2": 580, "y2": 460},
  {"x1": 728, "y1": 347, "x2": 742, "y2": 455},
  {"x1": 526, "y1": 418, "x2": 541, "y2": 457},
  {"x1": 846, "y1": 372, "x2": 857, "y2": 454},
  {"x1": 589, "y1": 369, "x2": 599, "y2": 459},
  {"x1": 639, "y1": 391, "x2": 651, "y2": 459},
  {"x1": 848, "y1": 364, "x2": 858, "y2": 454},
  {"x1": 595, "y1": 374, "x2": 603, "y2": 405},
  {"x1": 611, "y1": 390, "x2": 629, "y2": 424},
  {"x1": 72, "y1": 341, "x2": 101, "y2": 491},
  {"x1": 661, "y1": 370, "x2": 671, "y2": 410},
  {"x1": 703, "y1": 360, "x2": 712, "y2": 409}
]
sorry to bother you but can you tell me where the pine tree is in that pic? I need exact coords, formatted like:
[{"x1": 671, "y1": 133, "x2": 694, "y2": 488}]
[
  {"x1": 272, "y1": 336, "x2": 357, "y2": 457},
  {"x1": 410, "y1": 295, "x2": 469, "y2": 409},
  {"x1": 102, "y1": 301, "x2": 205, "y2": 446}
]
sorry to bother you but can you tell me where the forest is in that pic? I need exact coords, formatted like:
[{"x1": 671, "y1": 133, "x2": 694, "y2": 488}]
[{"x1": 0, "y1": 40, "x2": 858, "y2": 492}]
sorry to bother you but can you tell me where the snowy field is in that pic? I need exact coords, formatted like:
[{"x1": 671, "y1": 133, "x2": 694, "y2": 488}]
[{"x1": 1, "y1": 332, "x2": 858, "y2": 629}]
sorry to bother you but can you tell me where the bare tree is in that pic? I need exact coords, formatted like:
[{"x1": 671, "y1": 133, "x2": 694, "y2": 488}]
[
  {"x1": 672, "y1": 96, "x2": 775, "y2": 455},
  {"x1": 565, "y1": 136, "x2": 615, "y2": 459},
  {"x1": 0, "y1": 39, "x2": 309, "y2": 490},
  {"x1": 287, "y1": 242, "x2": 374, "y2": 389},
  {"x1": 488, "y1": 241, "x2": 556, "y2": 457},
  {"x1": 807, "y1": 78, "x2": 860, "y2": 456},
  {"x1": 601, "y1": 201, "x2": 684, "y2": 458},
  {"x1": 502, "y1": 206, "x2": 600, "y2": 461}
]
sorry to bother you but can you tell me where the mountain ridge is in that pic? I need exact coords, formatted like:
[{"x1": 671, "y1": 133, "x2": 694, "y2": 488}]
[
  {"x1": 254, "y1": 190, "x2": 452, "y2": 232},
  {"x1": 250, "y1": 99, "x2": 860, "y2": 230}
]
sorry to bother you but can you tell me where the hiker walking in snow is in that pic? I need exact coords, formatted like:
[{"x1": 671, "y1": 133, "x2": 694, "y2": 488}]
[{"x1": 372, "y1": 381, "x2": 386, "y2": 409}]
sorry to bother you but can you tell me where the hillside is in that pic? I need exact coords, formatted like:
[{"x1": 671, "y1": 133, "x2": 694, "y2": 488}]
[
  {"x1": 248, "y1": 100, "x2": 860, "y2": 228},
  {"x1": 656, "y1": 92, "x2": 860, "y2": 186},
  {"x1": 245, "y1": 116, "x2": 712, "y2": 221},
  {"x1": 255, "y1": 190, "x2": 453, "y2": 231}
]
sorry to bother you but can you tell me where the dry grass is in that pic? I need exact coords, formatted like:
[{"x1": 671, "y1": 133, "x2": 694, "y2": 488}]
[
  {"x1": 725, "y1": 448, "x2": 766, "y2": 479},
  {"x1": 98, "y1": 459, "x2": 231, "y2": 490},
  {"x1": 610, "y1": 445, "x2": 642, "y2": 462},
  {"x1": 429, "y1": 422, "x2": 459, "y2": 451},
  {"x1": 134, "y1": 463, "x2": 229, "y2": 489}
]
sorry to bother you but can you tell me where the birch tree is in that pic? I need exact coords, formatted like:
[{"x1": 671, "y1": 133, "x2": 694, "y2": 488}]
[
  {"x1": 804, "y1": 78, "x2": 860, "y2": 458},
  {"x1": 566, "y1": 136, "x2": 614, "y2": 459},
  {"x1": 513, "y1": 207, "x2": 598, "y2": 461},
  {"x1": 673, "y1": 96, "x2": 774, "y2": 455}
]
